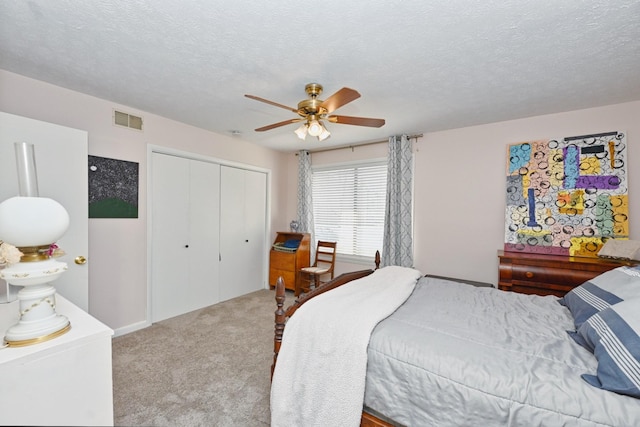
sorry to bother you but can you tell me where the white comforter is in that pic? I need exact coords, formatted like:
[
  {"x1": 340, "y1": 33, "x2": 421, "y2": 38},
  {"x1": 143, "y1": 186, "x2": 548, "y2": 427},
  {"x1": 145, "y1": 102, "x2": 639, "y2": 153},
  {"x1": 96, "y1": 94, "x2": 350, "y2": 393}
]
[
  {"x1": 364, "y1": 276, "x2": 640, "y2": 426},
  {"x1": 270, "y1": 266, "x2": 422, "y2": 427}
]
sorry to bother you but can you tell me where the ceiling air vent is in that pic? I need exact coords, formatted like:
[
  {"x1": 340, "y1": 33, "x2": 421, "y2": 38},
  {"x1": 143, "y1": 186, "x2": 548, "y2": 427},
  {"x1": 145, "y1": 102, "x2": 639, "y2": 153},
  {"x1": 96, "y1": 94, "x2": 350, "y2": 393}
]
[{"x1": 113, "y1": 109, "x2": 143, "y2": 131}]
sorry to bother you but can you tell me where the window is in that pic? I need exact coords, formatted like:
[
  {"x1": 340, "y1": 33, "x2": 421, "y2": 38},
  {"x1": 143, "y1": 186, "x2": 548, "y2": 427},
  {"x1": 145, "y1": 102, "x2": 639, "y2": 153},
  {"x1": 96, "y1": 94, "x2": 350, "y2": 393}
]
[{"x1": 312, "y1": 161, "x2": 387, "y2": 262}]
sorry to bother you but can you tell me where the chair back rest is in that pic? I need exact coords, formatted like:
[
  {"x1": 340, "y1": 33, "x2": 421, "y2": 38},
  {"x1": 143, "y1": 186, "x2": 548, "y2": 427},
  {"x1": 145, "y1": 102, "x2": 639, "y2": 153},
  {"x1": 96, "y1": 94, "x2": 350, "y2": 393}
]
[{"x1": 314, "y1": 241, "x2": 337, "y2": 272}]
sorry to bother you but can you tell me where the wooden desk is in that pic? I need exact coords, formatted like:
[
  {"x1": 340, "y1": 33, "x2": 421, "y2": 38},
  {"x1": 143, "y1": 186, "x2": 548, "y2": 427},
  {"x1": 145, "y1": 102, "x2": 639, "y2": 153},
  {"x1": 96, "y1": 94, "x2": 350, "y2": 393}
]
[{"x1": 269, "y1": 232, "x2": 310, "y2": 292}]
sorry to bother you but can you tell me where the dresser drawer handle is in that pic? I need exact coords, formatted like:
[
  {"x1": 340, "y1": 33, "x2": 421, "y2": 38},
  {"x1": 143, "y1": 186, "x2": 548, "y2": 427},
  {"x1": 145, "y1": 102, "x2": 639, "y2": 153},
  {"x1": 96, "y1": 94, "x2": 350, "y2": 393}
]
[{"x1": 525, "y1": 271, "x2": 534, "y2": 278}]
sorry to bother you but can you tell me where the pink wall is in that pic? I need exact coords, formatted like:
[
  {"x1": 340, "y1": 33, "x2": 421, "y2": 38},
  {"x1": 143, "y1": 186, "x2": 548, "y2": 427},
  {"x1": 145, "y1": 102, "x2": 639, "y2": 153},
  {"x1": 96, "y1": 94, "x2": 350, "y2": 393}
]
[
  {"x1": 414, "y1": 101, "x2": 639, "y2": 284},
  {"x1": 287, "y1": 101, "x2": 640, "y2": 284},
  {"x1": 3, "y1": 67, "x2": 639, "y2": 331},
  {"x1": 415, "y1": 102, "x2": 640, "y2": 284},
  {"x1": 0, "y1": 70, "x2": 290, "y2": 334}
]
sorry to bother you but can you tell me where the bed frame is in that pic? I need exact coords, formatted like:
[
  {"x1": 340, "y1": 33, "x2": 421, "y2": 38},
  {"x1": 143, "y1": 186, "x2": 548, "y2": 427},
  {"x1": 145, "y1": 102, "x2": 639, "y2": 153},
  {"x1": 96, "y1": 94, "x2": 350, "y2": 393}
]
[{"x1": 271, "y1": 251, "x2": 394, "y2": 427}]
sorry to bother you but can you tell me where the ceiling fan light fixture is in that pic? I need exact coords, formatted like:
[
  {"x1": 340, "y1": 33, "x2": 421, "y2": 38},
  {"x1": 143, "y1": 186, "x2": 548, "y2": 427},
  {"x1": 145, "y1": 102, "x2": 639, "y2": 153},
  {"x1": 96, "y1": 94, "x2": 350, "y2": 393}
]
[
  {"x1": 307, "y1": 119, "x2": 323, "y2": 137},
  {"x1": 294, "y1": 123, "x2": 308, "y2": 140},
  {"x1": 246, "y1": 83, "x2": 385, "y2": 141},
  {"x1": 318, "y1": 126, "x2": 331, "y2": 141}
]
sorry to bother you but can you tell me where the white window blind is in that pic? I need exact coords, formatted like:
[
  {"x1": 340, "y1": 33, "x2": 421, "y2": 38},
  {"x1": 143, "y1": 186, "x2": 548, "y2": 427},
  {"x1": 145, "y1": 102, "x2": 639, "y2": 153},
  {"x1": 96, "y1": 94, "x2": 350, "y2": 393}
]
[{"x1": 312, "y1": 161, "x2": 387, "y2": 259}]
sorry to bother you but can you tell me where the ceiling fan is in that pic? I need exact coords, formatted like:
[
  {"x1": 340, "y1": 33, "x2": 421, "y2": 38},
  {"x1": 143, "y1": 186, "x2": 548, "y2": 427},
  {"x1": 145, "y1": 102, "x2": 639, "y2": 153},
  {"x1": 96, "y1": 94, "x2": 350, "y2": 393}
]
[{"x1": 245, "y1": 83, "x2": 385, "y2": 141}]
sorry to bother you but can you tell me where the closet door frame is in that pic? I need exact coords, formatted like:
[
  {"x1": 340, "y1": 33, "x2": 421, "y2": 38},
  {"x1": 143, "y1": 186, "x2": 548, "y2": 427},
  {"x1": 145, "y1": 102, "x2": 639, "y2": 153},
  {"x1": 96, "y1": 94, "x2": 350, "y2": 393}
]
[{"x1": 146, "y1": 145, "x2": 271, "y2": 324}]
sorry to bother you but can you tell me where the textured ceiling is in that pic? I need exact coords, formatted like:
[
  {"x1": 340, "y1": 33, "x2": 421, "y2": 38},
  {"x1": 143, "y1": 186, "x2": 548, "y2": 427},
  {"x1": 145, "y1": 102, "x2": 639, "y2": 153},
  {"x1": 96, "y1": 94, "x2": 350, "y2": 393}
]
[{"x1": 1, "y1": 1, "x2": 639, "y2": 152}]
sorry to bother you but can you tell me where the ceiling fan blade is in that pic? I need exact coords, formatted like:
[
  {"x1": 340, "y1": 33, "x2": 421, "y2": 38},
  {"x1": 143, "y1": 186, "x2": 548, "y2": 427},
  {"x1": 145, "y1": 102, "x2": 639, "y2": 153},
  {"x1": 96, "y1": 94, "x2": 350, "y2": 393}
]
[
  {"x1": 321, "y1": 87, "x2": 361, "y2": 113},
  {"x1": 327, "y1": 115, "x2": 385, "y2": 128},
  {"x1": 245, "y1": 94, "x2": 299, "y2": 114},
  {"x1": 255, "y1": 118, "x2": 303, "y2": 132}
]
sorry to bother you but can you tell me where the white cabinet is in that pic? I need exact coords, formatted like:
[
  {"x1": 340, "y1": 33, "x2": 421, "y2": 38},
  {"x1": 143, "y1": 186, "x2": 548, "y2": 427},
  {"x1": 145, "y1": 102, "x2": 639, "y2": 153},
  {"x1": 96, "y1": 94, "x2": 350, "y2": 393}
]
[
  {"x1": 0, "y1": 295, "x2": 114, "y2": 426},
  {"x1": 151, "y1": 153, "x2": 221, "y2": 322},
  {"x1": 219, "y1": 166, "x2": 267, "y2": 301}
]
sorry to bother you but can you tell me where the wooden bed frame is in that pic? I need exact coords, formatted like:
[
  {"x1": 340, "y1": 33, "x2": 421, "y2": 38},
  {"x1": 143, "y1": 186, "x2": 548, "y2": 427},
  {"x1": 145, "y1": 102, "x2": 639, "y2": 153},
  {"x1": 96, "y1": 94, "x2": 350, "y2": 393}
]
[{"x1": 271, "y1": 251, "x2": 394, "y2": 427}]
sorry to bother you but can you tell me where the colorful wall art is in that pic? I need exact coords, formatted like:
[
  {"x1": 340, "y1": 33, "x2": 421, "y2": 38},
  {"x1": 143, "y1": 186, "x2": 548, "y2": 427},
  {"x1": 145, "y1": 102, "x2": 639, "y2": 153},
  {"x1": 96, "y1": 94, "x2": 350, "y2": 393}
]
[
  {"x1": 88, "y1": 155, "x2": 139, "y2": 218},
  {"x1": 504, "y1": 131, "x2": 628, "y2": 257}
]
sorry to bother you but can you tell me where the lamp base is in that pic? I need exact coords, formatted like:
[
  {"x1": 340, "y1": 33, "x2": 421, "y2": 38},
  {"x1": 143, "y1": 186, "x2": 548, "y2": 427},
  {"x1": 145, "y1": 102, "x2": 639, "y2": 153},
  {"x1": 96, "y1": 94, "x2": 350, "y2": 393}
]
[
  {"x1": 4, "y1": 320, "x2": 71, "y2": 347},
  {"x1": 0, "y1": 263, "x2": 71, "y2": 347}
]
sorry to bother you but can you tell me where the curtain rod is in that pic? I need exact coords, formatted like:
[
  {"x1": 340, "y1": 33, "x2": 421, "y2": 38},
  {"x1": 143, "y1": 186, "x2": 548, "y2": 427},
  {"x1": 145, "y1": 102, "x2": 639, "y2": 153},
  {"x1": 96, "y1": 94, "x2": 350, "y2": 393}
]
[{"x1": 297, "y1": 133, "x2": 423, "y2": 155}]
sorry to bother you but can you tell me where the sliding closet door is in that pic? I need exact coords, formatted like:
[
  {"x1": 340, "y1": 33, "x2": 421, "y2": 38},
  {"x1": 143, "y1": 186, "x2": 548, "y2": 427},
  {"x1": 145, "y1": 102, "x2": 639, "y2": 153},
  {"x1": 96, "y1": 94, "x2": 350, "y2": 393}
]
[
  {"x1": 188, "y1": 159, "x2": 221, "y2": 305},
  {"x1": 151, "y1": 153, "x2": 220, "y2": 322},
  {"x1": 219, "y1": 166, "x2": 267, "y2": 301}
]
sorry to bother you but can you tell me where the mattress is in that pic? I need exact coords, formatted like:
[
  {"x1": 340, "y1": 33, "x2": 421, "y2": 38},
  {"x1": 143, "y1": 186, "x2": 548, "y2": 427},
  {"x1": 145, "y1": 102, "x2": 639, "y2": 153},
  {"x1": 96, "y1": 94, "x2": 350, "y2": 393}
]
[{"x1": 364, "y1": 276, "x2": 640, "y2": 426}]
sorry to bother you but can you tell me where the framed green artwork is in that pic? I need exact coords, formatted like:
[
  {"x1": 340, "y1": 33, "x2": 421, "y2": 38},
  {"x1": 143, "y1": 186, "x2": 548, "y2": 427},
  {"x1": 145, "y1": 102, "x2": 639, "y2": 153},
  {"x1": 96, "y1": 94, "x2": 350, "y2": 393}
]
[{"x1": 88, "y1": 155, "x2": 139, "y2": 218}]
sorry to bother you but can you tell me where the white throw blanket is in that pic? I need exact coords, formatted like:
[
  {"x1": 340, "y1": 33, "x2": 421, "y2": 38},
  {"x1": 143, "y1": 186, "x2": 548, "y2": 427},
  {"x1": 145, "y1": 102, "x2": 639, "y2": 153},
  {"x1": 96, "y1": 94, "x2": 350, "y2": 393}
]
[{"x1": 270, "y1": 266, "x2": 422, "y2": 427}]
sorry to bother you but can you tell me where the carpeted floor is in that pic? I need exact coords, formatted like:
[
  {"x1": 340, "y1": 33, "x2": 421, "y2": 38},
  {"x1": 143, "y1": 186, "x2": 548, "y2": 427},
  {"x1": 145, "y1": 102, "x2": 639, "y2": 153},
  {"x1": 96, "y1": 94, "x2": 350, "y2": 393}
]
[{"x1": 112, "y1": 289, "x2": 284, "y2": 426}]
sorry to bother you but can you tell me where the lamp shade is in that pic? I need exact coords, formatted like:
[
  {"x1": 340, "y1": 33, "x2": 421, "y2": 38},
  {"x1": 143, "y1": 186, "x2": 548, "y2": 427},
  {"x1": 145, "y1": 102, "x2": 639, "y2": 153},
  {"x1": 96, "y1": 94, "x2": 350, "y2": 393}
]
[
  {"x1": 0, "y1": 196, "x2": 69, "y2": 247},
  {"x1": 307, "y1": 120, "x2": 323, "y2": 136},
  {"x1": 294, "y1": 123, "x2": 308, "y2": 140},
  {"x1": 318, "y1": 127, "x2": 331, "y2": 141}
]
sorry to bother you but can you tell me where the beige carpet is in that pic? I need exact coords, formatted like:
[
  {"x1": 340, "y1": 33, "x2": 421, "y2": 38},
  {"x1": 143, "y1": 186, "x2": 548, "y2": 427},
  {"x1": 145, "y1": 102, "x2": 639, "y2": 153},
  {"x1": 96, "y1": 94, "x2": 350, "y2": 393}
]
[{"x1": 112, "y1": 289, "x2": 284, "y2": 427}]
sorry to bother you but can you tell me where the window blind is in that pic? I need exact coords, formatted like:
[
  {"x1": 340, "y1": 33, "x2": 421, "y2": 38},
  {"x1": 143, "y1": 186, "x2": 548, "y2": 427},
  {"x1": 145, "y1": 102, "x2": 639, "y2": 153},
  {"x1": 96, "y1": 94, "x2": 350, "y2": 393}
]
[{"x1": 312, "y1": 162, "x2": 387, "y2": 259}]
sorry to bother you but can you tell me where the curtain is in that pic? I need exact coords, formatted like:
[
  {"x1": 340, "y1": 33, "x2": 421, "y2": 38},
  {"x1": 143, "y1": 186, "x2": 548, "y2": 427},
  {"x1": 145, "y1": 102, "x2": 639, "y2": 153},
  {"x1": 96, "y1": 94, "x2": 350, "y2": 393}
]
[
  {"x1": 297, "y1": 150, "x2": 316, "y2": 253},
  {"x1": 382, "y1": 134, "x2": 413, "y2": 267}
]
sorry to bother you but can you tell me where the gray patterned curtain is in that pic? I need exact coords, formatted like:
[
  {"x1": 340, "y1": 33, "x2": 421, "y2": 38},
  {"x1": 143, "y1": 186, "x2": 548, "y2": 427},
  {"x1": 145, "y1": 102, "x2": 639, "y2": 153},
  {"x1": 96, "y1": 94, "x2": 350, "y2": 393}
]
[
  {"x1": 297, "y1": 150, "x2": 316, "y2": 251},
  {"x1": 382, "y1": 135, "x2": 413, "y2": 267}
]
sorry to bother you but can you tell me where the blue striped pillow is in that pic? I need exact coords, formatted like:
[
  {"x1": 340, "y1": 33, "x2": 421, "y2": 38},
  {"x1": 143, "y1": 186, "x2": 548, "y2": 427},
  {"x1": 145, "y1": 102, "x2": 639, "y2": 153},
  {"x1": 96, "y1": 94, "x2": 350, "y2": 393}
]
[
  {"x1": 575, "y1": 300, "x2": 640, "y2": 398},
  {"x1": 559, "y1": 266, "x2": 640, "y2": 330}
]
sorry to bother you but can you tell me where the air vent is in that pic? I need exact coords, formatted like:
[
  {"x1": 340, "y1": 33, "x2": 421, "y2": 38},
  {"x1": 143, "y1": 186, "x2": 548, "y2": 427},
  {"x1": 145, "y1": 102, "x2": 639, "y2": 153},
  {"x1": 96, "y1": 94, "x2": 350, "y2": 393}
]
[{"x1": 113, "y1": 109, "x2": 143, "y2": 131}]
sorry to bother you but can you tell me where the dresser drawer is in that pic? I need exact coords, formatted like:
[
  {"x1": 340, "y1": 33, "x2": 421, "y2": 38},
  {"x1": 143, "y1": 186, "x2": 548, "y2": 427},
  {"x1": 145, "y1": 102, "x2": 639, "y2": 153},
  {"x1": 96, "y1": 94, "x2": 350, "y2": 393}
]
[
  {"x1": 506, "y1": 280, "x2": 576, "y2": 297},
  {"x1": 270, "y1": 251, "x2": 296, "y2": 270},
  {"x1": 269, "y1": 268, "x2": 296, "y2": 290},
  {"x1": 510, "y1": 264, "x2": 594, "y2": 288}
]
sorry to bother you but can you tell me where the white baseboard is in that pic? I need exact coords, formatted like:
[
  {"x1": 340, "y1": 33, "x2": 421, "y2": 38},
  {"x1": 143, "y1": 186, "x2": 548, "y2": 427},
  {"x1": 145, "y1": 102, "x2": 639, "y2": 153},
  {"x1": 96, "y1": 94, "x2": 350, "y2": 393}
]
[{"x1": 112, "y1": 320, "x2": 151, "y2": 337}]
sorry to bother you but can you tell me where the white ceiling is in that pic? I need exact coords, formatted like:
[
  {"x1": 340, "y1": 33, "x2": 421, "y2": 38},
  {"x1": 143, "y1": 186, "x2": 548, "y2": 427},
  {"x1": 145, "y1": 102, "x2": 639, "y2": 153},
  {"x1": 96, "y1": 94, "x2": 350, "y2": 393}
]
[{"x1": 1, "y1": 1, "x2": 639, "y2": 152}]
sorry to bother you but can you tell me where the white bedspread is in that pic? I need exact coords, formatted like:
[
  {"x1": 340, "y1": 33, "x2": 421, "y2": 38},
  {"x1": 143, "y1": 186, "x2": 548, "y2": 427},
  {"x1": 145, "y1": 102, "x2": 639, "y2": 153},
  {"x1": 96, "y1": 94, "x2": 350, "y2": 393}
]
[{"x1": 270, "y1": 266, "x2": 422, "y2": 427}]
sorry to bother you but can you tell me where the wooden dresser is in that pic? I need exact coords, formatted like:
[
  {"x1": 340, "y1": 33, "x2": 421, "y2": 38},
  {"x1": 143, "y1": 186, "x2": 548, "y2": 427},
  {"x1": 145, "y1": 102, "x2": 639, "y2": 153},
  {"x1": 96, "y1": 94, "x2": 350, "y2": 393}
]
[
  {"x1": 269, "y1": 232, "x2": 311, "y2": 292},
  {"x1": 498, "y1": 250, "x2": 639, "y2": 297}
]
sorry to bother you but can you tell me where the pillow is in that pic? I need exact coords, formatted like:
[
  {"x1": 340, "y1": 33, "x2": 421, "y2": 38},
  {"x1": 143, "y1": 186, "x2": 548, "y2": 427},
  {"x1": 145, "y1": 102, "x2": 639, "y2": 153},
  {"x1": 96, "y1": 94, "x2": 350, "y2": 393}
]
[
  {"x1": 598, "y1": 239, "x2": 640, "y2": 261},
  {"x1": 559, "y1": 266, "x2": 640, "y2": 330},
  {"x1": 572, "y1": 299, "x2": 640, "y2": 398}
]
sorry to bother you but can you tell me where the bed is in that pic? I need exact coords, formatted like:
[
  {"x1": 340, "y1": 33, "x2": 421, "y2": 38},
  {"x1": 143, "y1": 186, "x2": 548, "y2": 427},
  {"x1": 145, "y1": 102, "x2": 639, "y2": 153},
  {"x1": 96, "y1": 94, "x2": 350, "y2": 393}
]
[{"x1": 270, "y1": 254, "x2": 640, "y2": 427}]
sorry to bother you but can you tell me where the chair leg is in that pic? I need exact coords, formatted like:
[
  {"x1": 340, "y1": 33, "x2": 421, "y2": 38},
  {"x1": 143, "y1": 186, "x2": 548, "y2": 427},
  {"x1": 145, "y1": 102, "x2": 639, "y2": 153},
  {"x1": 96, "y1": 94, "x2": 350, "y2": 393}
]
[
  {"x1": 295, "y1": 271, "x2": 302, "y2": 296},
  {"x1": 298, "y1": 271, "x2": 312, "y2": 295}
]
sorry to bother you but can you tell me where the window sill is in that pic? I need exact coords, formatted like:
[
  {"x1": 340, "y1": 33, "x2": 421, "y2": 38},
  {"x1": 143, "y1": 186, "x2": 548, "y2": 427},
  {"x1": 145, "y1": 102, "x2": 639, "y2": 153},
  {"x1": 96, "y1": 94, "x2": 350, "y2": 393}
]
[{"x1": 336, "y1": 253, "x2": 378, "y2": 266}]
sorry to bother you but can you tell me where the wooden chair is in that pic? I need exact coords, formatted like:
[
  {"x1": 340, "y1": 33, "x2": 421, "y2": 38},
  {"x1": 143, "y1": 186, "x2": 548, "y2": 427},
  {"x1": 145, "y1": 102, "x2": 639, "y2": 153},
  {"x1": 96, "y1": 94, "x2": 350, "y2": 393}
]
[{"x1": 296, "y1": 241, "x2": 337, "y2": 295}]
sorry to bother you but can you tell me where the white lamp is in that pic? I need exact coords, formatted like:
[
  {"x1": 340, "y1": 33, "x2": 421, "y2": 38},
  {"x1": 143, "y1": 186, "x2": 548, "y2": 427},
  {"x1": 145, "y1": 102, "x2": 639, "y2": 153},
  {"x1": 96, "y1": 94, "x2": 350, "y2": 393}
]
[{"x1": 0, "y1": 142, "x2": 71, "y2": 347}]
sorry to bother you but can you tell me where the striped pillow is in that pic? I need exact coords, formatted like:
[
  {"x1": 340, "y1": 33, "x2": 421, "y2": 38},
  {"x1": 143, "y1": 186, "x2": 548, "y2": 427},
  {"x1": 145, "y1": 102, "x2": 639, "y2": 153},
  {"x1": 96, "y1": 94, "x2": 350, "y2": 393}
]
[
  {"x1": 574, "y1": 299, "x2": 640, "y2": 398},
  {"x1": 559, "y1": 266, "x2": 640, "y2": 330}
]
